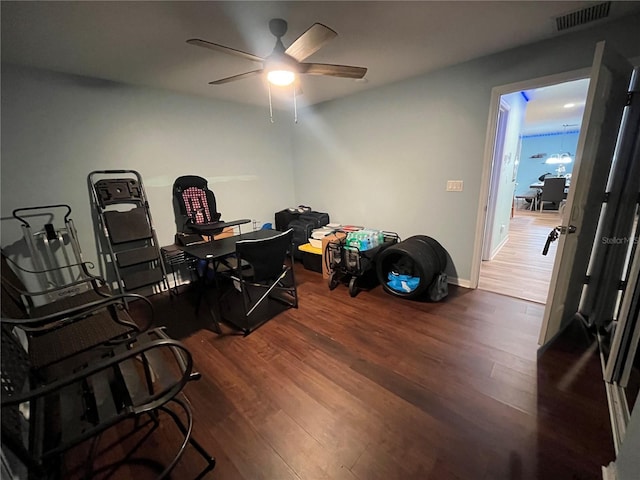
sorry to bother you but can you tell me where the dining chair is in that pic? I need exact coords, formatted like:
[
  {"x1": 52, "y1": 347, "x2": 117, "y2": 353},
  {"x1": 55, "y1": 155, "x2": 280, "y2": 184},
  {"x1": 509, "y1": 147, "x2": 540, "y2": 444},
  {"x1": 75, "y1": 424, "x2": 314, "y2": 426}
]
[{"x1": 539, "y1": 177, "x2": 566, "y2": 212}]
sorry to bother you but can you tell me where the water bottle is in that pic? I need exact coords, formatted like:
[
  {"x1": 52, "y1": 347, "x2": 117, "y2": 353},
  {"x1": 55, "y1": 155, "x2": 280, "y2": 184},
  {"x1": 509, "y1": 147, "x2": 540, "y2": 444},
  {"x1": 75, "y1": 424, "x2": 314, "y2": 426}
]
[
  {"x1": 365, "y1": 232, "x2": 371, "y2": 250},
  {"x1": 347, "y1": 231, "x2": 357, "y2": 248}
]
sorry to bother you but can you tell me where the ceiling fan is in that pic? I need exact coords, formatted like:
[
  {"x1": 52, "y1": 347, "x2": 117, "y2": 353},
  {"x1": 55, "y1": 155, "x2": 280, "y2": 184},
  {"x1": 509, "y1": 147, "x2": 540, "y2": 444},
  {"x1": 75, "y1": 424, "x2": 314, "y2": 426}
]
[{"x1": 187, "y1": 18, "x2": 367, "y2": 87}]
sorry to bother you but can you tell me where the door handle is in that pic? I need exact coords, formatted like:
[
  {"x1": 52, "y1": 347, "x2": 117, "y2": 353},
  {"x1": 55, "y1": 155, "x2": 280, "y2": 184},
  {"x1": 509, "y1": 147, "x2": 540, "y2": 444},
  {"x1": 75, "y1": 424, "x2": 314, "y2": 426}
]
[
  {"x1": 542, "y1": 225, "x2": 577, "y2": 255},
  {"x1": 559, "y1": 225, "x2": 577, "y2": 235}
]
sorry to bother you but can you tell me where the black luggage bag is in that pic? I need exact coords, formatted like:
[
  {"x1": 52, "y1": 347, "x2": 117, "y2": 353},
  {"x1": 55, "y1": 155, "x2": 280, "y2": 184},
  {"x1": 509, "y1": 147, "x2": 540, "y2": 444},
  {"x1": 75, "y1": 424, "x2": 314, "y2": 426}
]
[
  {"x1": 275, "y1": 209, "x2": 301, "y2": 231},
  {"x1": 289, "y1": 212, "x2": 330, "y2": 259},
  {"x1": 275, "y1": 208, "x2": 329, "y2": 232},
  {"x1": 299, "y1": 211, "x2": 330, "y2": 229},
  {"x1": 289, "y1": 219, "x2": 315, "y2": 259}
]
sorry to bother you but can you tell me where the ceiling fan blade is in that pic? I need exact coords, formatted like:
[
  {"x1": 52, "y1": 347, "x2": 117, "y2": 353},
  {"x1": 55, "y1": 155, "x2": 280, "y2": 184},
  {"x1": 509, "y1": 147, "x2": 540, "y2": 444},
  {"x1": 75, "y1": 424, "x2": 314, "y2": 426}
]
[
  {"x1": 209, "y1": 70, "x2": 263, "y2": 85},
  {"x1": 301, "y1": 63, "x2": 367, "y2": 79},
  {"x1": 187, "y1": 38, "x2": 264, "y2": 63},
  {"x1": 285, "y1": 23, "x2": 337, "y2": 62}
]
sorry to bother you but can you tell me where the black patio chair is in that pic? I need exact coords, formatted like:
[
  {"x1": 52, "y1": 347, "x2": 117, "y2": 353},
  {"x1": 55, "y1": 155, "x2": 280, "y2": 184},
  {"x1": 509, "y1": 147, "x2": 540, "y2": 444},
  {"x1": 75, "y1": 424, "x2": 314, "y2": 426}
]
[
  {"x1": 219, "y1": 229, "x2": 298, "y2": 335},
  {"x1": 1, "y1": 251, "x2": 153, "y2": 372},
  {"x1": 1, "y1": 322, "x2": 216, "y2": 479}
]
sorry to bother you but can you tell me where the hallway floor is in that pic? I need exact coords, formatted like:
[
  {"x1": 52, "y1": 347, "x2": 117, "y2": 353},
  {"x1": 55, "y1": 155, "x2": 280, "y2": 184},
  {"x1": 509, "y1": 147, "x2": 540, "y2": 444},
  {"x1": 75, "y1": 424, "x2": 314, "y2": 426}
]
[{"x1": 479, "y1": 208, "x2": 560, "y2": 304}]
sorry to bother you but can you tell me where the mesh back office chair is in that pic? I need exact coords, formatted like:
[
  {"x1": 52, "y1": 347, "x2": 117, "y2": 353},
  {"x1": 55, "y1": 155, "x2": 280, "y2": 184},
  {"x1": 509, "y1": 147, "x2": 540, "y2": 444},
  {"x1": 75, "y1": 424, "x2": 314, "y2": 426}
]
[
  {"x1": 539, "y1": 177, "x2": 566, "y2": 211},
  {"x1": 221, "y1": 229, "x2": 298, "y2": 335}
]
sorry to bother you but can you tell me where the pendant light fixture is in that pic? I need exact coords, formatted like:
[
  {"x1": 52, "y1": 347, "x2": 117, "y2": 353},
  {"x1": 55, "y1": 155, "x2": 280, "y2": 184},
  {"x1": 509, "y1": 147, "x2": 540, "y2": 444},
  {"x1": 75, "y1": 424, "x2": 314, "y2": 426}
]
[{"x1": 545, "y1": 124, "x2": 575, "y2": 165}]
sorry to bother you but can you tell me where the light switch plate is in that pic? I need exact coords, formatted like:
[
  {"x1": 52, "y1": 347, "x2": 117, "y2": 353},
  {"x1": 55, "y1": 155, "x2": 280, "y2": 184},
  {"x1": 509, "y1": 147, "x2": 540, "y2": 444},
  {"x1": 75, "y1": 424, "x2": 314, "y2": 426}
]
[{"x1": 446, "y1": 180, "x2": 464, "y2": 192}]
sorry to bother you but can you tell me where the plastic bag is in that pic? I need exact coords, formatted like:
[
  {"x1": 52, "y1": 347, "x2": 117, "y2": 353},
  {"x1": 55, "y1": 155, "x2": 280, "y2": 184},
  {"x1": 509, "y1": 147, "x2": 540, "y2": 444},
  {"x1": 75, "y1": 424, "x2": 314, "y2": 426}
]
[{"x1": 387, "y1": 271, "x2": 420, "y2": 293}]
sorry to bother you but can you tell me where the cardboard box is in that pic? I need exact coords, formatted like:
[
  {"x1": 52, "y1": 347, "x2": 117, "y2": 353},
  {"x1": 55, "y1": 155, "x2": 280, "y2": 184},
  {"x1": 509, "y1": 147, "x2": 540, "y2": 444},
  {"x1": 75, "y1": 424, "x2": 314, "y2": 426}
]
[
  {"x1": 321, "y1": 232, "x2": 347, "y2": 279},
  {"x1": 213, "y1": 226, "x2": 235, "y2": 240},
  {"x1": 199, "y1": 226, "x2": 236, "y2": 243}
]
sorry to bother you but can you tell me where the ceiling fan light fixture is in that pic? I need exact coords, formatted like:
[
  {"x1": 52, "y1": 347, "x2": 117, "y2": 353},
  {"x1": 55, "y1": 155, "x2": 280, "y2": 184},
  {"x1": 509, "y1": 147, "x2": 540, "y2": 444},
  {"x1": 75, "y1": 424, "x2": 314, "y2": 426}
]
[{"x1": 267, "y1": 69, "x2": 296, "y2": 86}]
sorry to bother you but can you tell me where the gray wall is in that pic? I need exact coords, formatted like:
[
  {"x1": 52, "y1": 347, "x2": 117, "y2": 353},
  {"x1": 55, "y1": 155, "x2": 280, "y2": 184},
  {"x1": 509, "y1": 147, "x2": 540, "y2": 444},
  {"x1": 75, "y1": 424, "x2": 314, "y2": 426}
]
[
  {"x1": 291, "y1": 14, "x2": 640, "y2": 284},
  {"x1": 2, "y1": 15, "x2": 640, "y2": 285},
  {"x1": 0, "y1": 64, "x2": 295, "y2": 268}
]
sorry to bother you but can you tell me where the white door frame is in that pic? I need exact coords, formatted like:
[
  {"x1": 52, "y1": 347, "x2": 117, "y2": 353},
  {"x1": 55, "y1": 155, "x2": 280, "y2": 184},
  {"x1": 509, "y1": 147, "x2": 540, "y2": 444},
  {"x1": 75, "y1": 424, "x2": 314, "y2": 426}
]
[
  {"x1": 482, "y1": 99, "x2": 510, "y2": 261},
  {"x1": 470, "y1": 68, "x2": 591, "y2": 289}
]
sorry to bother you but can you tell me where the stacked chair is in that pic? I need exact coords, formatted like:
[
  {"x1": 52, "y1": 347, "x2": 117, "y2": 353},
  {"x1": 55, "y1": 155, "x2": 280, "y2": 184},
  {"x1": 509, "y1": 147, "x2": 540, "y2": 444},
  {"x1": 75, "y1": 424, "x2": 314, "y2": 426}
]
[
  {"x1": 1, "y1": 251, "x2": 151, "y2": 373},
  {"x1": 1, "y1": 204, "x2": 215, "y2": 479},
  {"x1": 88, "y1": 170, "x2": 170, "y2": 297},
  {"x1": 3, "y1": 204, "x2": 143, "y2": 358}
]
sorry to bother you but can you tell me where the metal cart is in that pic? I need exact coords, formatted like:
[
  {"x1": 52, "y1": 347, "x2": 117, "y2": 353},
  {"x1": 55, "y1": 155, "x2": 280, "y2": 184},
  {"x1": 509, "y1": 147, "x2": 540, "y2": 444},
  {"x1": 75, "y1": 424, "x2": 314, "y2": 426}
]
[{"x1": 326, "y1": 231, "x2": 399, "y2": 297}]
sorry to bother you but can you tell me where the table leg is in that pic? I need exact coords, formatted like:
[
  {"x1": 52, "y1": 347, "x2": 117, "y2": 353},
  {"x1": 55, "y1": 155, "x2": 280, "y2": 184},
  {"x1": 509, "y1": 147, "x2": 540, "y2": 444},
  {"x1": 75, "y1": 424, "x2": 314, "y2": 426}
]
[{"x1": 195, "y1": 260, "x2": 223, "y2": 334}]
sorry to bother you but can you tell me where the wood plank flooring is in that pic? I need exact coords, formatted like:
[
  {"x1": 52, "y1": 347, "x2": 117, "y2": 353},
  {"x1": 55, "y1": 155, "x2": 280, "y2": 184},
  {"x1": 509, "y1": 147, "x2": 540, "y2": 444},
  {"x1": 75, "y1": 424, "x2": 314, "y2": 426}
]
[
  {"x1": 62, "y1": 265, "x2": 613, "y2": 480},
  {"x1": 479, "y1": 208, "x2": 561, "y2": 304}
]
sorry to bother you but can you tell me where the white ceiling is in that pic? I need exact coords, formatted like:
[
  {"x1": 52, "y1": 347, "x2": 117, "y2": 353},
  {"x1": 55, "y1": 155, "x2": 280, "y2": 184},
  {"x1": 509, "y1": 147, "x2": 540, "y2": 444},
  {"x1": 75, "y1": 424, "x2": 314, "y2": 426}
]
[
  {"x1": 3, "y1": 1, "x2": 639, "y2": 111},
  {"x1": 522, "y1": 78, "x2": 590, "y2": 135}
]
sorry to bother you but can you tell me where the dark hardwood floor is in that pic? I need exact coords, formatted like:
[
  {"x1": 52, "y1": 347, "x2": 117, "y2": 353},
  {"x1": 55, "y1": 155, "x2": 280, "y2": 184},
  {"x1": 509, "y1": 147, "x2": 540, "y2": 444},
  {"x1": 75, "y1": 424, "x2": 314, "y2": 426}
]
[{"x1": 63, "y1": 264, "x2": 614, "y2": 480}]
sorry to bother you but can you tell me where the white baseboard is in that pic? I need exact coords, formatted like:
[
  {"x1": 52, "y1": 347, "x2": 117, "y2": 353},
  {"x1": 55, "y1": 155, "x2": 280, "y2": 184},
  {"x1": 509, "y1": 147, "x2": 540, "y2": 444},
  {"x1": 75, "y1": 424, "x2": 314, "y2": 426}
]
[
  {"x1": 487, "y1": 234, "x2": 509, "y2": 261},
  {"x1": 448, "y1": 277, "x2": 472, "y2": 289},
  {"x1": 602, "y1": 463, "x2": 617, "y2": 480}
]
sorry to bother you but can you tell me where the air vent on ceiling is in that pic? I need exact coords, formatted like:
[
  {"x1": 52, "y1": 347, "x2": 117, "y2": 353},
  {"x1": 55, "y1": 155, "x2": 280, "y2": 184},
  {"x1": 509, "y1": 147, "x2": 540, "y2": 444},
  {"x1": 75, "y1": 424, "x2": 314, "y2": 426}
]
[{"x1": 554, "y1": 1, "x2": 611, "y2": 31}]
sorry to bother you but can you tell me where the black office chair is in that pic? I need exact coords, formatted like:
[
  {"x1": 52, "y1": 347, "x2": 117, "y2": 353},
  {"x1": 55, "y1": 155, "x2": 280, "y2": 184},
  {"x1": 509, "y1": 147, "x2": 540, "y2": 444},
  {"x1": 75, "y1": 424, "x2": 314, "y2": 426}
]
[
  {"x1": 539, "y1": 177, "x2": 566, "y2": 211},
  {"x1": 220, "y1": 229, "x2": 298, "y2": 335}
]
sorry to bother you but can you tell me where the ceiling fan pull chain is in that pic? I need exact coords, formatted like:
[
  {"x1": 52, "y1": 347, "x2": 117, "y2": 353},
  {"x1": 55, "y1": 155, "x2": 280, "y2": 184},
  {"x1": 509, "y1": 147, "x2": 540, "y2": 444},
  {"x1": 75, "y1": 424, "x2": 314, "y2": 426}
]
[
  {"x1": 293, "y1": 84, "x2": 298, "y2": 124},
  {"x1": 268, "y1": 83, "x2": 274, "y2": 123}
]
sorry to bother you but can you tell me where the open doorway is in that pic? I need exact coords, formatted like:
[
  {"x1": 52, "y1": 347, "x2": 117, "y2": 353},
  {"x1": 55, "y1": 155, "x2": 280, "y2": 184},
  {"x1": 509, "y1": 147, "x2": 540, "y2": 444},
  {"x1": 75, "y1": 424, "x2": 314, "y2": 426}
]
[{"x1": 477, "y1": 78, "x2": 589, "y2": 303}]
